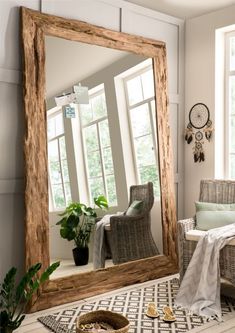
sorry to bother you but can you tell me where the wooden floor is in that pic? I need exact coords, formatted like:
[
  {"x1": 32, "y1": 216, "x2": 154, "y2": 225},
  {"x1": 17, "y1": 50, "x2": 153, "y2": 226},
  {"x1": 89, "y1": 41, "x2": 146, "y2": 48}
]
[{"x1": 15, "y1": 275, "x2": 235, "y2": 333}]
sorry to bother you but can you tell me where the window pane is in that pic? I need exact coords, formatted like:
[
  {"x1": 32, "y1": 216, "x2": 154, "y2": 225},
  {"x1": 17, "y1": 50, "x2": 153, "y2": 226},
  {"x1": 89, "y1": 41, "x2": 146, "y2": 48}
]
[
  {"x1": 48, "y1": 140, "x2": 59, "y2": 162},
  {"x1": 47, "y1": 118, "x2": 56, "y2": 140},
  {"x1": 139, "y1": 165, "x2": 160, "y2": 197},
  {"x1": 80, "y1": 104, "x2": 93, "y2": 125},
  {"x1": 141, "y1": 69, "x2": 155, "y2": 99},
  {"x1": 61, "y1": 159, "x2": 70, "y2": 182},
  {"x1": 91, "y1": 94, "x2": 107, "y2": 120},
  {"x1": 230, "y1": 37, "x2": 235, "y2": 71},
  {"x1": 229, "y1": 76, "x2": 235, "y2": 115},
  {"x1": 126, "y1": 76, "x2": 143, "y2": 106},
  {"x1": 59, "y1": 136, "x2": 67, "y2": 159},
  {"x1": 230, "y1": 154, "x2": 235, "y2": 179},
  {"x1": 49, "y1": 161, "x2": 62, "y2": 184},
  {"x1": 130, "y1": 104, "x2": 151, "y2": 137},
  {"x1": 103, "y1": 147, "x2": 114, "y2": 174},
  {"x1": 99, "y1": 119, "x2": 111, "y2": 147},
  {"x1": 55, "y1": 113, "x2": 64, "y2": 136},
  {"x1": 64, "y1": 182, "x2": 72, "y2": 204},
  {"x1": 106, "y1": 175, "x2": 117, "y2": 206},
  {"x1": 134, "y1": 135, "x2": 156, "y2": 167},
  {"x1": 89, "y1": 178, "x2": 105, "y2": 200},
  {"x1": 83, "y1": 125, "x2": 99, "y2": 151},
  {"x1": 87, "y1": 151, "x2": 102, "y2": 177},
  {"x1": 52, "y1": 184, "x2": 65, "y2": 209},
  {"x1": 230, "y1": 115, "x2": 235, "y2": 153}
]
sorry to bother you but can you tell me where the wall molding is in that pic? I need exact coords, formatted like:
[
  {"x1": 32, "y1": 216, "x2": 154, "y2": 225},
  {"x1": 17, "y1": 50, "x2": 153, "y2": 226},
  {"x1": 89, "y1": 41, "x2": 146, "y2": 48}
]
[
  {"x1": 0, "y1": 179, "x2": 24, "y2": 194},
  {"x1": 100, "y1": 0, "x2": 184, "y2": 26},
  {"x1": 0, "y1": 68, "x2": 21, "y2": 85},
  {"x1": 169, "y1": 94, "x2": 180, "y2": 104}
]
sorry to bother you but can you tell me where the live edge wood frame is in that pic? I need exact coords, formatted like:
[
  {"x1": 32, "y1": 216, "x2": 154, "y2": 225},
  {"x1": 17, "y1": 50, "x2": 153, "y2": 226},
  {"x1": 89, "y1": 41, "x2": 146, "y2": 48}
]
[{"x1": 21, "y1": 7, "x2": 178, "y2": 312}]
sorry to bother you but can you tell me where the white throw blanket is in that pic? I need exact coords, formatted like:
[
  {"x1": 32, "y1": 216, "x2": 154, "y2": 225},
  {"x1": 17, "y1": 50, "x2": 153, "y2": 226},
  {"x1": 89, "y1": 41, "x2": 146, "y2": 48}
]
[
  {"x1": 175, "y1": 223, "x2": 235, "y2": 320},
  {"x1": 93, "y1": 213, "x2": 122, "y2": 270}
]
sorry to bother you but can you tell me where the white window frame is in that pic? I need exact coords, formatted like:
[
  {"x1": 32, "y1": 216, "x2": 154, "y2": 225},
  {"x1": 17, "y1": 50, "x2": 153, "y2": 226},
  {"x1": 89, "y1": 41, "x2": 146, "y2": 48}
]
[
  {"x1": 225, "y1": 31, "x2": 235, "y2": 178},
  {"x1": 47, "y1": 108, "x2": 72, "y2": 211},
  {"x1": 123, "y1": 65, "x2": 159, "y2": 194},
  {"x1": 80, "y1": 85, "x2": 117, "y2": 206}
]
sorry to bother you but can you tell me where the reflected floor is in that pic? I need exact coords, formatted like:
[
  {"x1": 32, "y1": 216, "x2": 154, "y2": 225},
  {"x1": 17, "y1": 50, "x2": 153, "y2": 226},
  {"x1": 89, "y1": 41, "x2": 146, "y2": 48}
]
[{"x1": 50, "y1": 259, "x2": 114, "y2": 279}]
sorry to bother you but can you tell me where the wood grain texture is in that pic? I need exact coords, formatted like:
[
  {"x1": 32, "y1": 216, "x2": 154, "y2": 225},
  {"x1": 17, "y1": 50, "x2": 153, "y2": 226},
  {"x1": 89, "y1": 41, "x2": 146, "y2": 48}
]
[{"x1": 21, "y1": 6, "x2": 177, "y2": 312}]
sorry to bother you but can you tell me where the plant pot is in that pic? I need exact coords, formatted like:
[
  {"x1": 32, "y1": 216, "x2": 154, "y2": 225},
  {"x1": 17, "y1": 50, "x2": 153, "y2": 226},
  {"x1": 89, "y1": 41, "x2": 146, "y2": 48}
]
[{"x1": 73, "y1": 247, "x2": 89, "y2": 266}]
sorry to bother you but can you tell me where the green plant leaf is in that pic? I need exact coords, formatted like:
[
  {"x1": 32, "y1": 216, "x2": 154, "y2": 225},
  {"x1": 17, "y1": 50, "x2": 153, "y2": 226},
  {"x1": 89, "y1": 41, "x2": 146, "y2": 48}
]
[
  {"x1": 67, "y1": 214, "x2": 79, "y2": 228},
  {"x1": 0, "y1": 310, "x2": 9, "y2": 327},
  {"x1": 94, "y1": 195, "x2": 109, "y2": 210},
  {"x1": 40, "y1": 262, "x2": 60, "y2": 284},
  {"x1": 56, "y1": 217, "x2": 66, "y2": 225},
  {"x1": 15, "y1": 263, "x2": 41, "y2": 303},
  {"x1": 14, "y1": 314, "x2": 26, "y2": 328}
]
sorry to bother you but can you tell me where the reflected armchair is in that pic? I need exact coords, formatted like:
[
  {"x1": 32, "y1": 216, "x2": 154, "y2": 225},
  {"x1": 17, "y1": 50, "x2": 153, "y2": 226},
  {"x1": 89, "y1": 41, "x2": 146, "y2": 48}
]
[
  {"x1": 105, "y1": 182, "x2": 159, "y2": 265},
  {"x1": 177, "y1": 179, "x2": 235, "y2": 285}
]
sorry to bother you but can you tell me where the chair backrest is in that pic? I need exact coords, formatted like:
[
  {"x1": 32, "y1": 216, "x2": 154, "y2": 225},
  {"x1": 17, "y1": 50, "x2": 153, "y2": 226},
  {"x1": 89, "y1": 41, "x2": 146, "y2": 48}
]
[
  {"x1": 129, "y1": 182, "x2": 154, "y2": 213},
  {"x1": 199, "y1": 179, "x2": 235, "y2": 204}
]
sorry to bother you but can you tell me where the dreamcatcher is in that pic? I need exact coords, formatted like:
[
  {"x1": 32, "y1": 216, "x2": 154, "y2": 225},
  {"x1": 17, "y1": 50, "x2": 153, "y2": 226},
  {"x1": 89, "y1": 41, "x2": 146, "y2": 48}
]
[{"x1": 185, "y1": 103, "x2": 213, "y2": 163}]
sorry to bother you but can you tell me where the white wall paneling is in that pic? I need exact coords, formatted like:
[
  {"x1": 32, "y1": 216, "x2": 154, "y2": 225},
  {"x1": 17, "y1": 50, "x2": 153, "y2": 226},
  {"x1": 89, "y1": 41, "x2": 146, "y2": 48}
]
[
  {"x1": 0, "y1": 179, "x2": 24, "y2": 194},
  {"x1": 0, "y1": 1, "x2": 40, "y2": 70},
  {"x1": 41, "y1": 0, "x2": 121, "y2": 31},
  {"x1": 0, "y1": 68, "x2": 21, "y2": 85},
  {"x1": 0, "y1": 82, "x2": 24, "y2": 179},
  {"x1": 0, "y1": 195, "x2": 25, "y2": 280},
  {"x1": 0, "y1": 0, "x2": 40, "y2": 281}
]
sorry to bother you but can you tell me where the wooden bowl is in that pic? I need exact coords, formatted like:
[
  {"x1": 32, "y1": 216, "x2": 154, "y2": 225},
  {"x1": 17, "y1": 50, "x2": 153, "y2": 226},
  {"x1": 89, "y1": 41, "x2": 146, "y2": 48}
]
[{"x1": 76, "y1": 310, "x2": 129, "y2": 333}]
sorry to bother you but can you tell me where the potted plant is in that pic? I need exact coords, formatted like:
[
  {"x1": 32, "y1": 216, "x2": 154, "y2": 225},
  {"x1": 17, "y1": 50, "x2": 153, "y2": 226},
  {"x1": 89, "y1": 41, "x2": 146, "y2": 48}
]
[
  {"x1": 0, "y1": 261, "x2": 60, "y2": 332},
  {"x1": 56, "y1": 195, "x2": 108, "y2": 266}
]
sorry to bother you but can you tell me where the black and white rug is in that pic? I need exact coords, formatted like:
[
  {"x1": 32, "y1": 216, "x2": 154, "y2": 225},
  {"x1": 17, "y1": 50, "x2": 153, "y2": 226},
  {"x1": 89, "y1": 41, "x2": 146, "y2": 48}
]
[{"x1": 38, "y1": 277, "x2": 235, "y2": 333}]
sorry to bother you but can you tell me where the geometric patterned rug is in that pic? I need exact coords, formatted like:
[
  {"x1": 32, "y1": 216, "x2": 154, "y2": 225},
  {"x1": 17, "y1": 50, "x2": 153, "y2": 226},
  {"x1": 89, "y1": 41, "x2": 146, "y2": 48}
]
[{"x1": 38, "y1": 278, "x2": 235, "y2": 333}]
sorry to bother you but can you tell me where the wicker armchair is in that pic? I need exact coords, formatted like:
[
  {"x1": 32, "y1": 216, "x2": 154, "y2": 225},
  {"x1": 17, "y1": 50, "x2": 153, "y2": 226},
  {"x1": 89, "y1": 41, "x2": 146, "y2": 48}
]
[
  {"x1": 178, "y1": 179, "x2": 235, "y2": 285},
  {"x1": 105, "y1": 182, "x2": 159, "y2": 265}
]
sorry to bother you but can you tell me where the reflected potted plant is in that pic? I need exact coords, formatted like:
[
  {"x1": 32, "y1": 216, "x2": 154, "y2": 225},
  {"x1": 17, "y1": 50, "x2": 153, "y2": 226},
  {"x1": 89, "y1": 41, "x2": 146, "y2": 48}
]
[
  {"x1": 0, "y1": 262, "x2": 60, "y2": 332},
  {"x1": 56, "y1": 195, "x2": 108, "y2": 266}
]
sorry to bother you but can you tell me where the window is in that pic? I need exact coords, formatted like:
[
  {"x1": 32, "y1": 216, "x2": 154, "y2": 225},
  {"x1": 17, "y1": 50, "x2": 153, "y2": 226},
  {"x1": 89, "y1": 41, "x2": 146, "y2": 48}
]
[
  {"x1": 124, "y1": 66, "x2": 160, "y2": 196},
  {"x1": 80, "y1": 85, "x2": 117, "y2": 206},
  {"x1": 47, "y1": 110, "x2": 72, "y2": 210},
  {"x1": 225, "y1": 32, "x2": 235, "y2": 178}
]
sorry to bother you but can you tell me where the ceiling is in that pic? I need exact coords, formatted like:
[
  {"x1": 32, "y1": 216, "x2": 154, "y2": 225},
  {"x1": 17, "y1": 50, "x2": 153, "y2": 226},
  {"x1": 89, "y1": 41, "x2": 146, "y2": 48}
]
[{"x1": 125, "y1": 0, "x2": 235, "y2": 19}]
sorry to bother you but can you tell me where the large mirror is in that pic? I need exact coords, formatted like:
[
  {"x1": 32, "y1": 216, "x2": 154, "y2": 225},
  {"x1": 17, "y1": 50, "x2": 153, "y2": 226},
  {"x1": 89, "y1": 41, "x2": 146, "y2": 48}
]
[
  {"x1": 46, "y1": 37, "x2": 163, "y2": 279},
  {"x1": 21, "y1": 7, "x2": 177, "y2": 312}
]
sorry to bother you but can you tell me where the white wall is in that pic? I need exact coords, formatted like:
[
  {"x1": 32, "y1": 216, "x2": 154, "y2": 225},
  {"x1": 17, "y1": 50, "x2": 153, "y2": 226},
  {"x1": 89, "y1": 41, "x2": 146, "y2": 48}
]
[
  {"x1": 0, "y1": 0, "x2": 184, "y2": 281},
  {"x1": 185, "y1": 4, "x2": 235, "y2": 217}
]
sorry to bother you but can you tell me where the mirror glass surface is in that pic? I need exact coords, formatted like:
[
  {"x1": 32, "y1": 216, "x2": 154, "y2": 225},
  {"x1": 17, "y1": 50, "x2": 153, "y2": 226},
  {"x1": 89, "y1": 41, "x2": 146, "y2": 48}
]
[{"x1": 45, "y1": 36, "x2": 162, "y2": 280}]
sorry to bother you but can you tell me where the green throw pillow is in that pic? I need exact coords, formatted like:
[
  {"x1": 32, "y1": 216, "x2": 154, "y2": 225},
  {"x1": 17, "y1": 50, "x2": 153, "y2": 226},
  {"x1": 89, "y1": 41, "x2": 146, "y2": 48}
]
[
  {"x1": 126, "y1": 200, "x2": 144, "y2": 216},
  {"x1": 196, "y1": 210, "x2": 235, "y2": 231},
  {"x1": 195, "y1": 201, "x2": 235, "y2": 212}
]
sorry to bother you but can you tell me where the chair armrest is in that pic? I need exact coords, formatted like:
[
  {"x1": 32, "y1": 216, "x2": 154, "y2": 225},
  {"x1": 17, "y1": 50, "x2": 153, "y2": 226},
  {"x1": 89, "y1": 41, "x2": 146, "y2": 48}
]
[
  {"x1": 110, "y1": 214, "x2": 143, "y2": 224},
  {"x1": 177, "y1": 218, "x2": 195, "y2": 282},
  {"x1": 177, "y1": 218, "x2": 195, "y2": 234}
]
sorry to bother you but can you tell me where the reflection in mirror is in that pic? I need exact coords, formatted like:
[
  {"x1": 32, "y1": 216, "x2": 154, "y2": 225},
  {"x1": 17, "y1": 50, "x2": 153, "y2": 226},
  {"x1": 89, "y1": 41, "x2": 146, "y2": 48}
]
[{"x1": 45, "y1": 37, "x2": 162, "y2": 279}]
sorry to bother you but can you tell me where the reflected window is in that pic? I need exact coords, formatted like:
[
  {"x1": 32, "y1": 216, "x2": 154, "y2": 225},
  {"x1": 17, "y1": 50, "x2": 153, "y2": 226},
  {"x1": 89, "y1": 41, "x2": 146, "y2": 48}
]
[
  {"x1": 124, "y1": 66, "x2": 160, "y2": 197},
  {"x1": 80, "y1": 85, "x2": 117, "y2": 206},
  {"x1": 47, "y1": 110, "x2": 72, "y2": 210},
  {"x1": 226, "y1": 32, "x2": 235, "y2": 178}
]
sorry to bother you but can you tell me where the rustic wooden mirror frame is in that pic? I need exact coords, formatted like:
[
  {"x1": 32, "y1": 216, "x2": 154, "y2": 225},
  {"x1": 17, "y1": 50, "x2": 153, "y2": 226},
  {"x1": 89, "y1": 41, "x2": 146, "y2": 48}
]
[{"x1": 21, "y1": 7, "x2": 177, "y2": 312}]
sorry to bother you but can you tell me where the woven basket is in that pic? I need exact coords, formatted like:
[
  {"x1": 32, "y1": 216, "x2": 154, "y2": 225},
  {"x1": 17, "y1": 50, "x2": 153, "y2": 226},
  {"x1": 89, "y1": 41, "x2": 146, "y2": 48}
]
[{"x1": 76, "y1": 310, "x2": 129, "y2": 333}]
